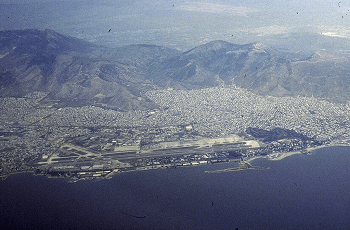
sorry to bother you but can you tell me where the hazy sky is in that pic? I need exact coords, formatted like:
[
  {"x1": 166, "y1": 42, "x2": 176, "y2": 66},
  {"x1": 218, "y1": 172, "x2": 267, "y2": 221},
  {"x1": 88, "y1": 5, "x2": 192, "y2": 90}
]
[{"x1": 1, "y1": 0, "x2": 350, "y2": 50}]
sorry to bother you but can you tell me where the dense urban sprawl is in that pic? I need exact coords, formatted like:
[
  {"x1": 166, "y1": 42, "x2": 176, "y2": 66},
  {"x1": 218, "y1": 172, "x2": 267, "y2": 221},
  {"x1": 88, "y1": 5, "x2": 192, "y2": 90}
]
[{"x1": 1, "y1": 86, "x2": 349, "y2": 180}]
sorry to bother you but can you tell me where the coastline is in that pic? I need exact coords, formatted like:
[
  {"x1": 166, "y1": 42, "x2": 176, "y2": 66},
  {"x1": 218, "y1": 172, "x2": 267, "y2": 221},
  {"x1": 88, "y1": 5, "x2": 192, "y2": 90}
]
[
  {"x1": 2, "y1": 142, "x2": 350, "y2": 181},
  {"x1": 257, "y1": 142, "x2": 350, "y2": 162}
]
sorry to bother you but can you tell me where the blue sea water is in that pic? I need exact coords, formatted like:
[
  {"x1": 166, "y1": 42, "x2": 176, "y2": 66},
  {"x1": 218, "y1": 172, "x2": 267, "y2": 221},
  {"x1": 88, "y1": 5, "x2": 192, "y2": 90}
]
[{"x1": 1, "y1": 146, "x2": 350, "y2": 230}]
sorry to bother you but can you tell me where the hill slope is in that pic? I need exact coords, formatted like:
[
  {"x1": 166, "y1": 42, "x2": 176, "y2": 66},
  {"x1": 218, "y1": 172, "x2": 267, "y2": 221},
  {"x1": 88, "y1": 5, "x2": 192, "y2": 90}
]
[
  {"x1": 149, "y1": 40, "x2": 350, "y2": 102},
  {"x1": 1, "y1": 29, "x2": 350, "y2": 110},
  {"x1": 0, "y1": 29, "x2": 179, "y2": 110}
]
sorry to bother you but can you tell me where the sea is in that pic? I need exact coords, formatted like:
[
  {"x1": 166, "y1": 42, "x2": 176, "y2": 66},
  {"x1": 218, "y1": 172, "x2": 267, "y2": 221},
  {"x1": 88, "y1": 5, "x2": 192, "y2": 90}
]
[{"x1": 1, "y1": 146, "x2": 350, "y2": 230}]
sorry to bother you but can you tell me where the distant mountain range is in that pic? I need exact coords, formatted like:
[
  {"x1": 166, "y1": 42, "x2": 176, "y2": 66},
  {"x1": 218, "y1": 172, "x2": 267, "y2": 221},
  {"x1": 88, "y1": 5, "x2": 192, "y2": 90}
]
[{"x1": 1, "y1": 29, "x2": 350, "y2": 110}]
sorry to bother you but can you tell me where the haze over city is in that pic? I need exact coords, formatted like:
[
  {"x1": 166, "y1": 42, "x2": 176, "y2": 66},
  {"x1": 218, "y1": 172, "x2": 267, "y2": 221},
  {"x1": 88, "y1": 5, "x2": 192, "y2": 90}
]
[{"x1": 2, "y1": 0, "x2": 350, "y2": 50}]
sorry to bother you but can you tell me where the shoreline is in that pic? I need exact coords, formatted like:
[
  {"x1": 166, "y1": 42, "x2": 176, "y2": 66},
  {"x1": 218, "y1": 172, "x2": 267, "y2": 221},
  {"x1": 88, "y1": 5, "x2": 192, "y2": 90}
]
[
  {"x1": 249, "y1": 142, "x2": 350, "y2": 163},
  {"x1": 2, "y1": 143, "x2": 350, "y2": 181}
]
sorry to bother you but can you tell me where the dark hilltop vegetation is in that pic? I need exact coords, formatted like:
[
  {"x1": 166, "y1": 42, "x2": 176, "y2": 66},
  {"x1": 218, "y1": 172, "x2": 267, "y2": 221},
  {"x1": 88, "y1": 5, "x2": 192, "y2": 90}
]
[{"x1": 246, "y1": 127, "x2": 311, "y2": 142}]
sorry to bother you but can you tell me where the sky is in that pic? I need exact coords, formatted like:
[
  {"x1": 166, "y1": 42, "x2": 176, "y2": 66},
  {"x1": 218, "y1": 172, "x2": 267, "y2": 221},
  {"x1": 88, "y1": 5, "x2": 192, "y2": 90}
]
[{"x1": 1, "y1": 0, "x2": 350, "y2": 50}]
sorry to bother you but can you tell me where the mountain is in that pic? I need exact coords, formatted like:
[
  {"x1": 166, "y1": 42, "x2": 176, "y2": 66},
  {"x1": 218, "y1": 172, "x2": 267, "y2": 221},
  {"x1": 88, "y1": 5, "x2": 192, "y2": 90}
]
[
  {"x1": 149, "y1": 40, "x2": 350, "y2": 102},
  {"x1": 1, "y1": 29, "x2": 350, "y2": 110},
  {"x1": 0, "y1": 29, "x2": 179, "y2": 110},
  {"x1": 0, "y1": 29, "x2": 93, "y2": 89},
  {"x1": 148, "y1": 40, "x2": 297, "y2": 91}
]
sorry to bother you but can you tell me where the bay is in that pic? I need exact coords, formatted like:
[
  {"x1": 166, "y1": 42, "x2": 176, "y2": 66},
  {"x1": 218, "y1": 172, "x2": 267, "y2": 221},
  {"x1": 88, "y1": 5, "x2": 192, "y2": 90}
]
[{"x1": 1, "y1": 146, "x2": 350, "y2": 230}]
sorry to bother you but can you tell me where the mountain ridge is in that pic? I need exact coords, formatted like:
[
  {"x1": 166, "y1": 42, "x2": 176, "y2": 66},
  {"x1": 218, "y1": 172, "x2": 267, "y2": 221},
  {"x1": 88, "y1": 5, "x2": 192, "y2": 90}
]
[{"x1": 1, "y1": 29, "x2": 350, "y2": 111}]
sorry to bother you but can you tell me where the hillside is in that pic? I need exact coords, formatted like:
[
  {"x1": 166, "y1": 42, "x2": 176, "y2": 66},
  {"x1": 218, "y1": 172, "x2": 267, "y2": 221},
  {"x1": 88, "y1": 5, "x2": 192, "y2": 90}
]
[
  {"x1": 0, "y1": 29, "x2": 178, "y2": 110},
  {"x1": 1, "y1": 29, "x2": 350, "y2": 111}
]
